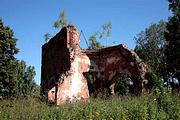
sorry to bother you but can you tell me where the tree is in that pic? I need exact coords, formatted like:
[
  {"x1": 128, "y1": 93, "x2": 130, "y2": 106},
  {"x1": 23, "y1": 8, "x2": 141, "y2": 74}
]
[
  {"x1": 145, "y1": 70, "x2": 163, "y2": 91},
  {"x1": 15, "y1": 60, "x2": 37, "y2": 98},
  {"x1": 88, "y1": 22, "x2": 112, "y2": 49},
  {"x1": 99, "y1": 22, "x2": 112, "y2": 39},
  {"x1": 88, "y1": 33, "x2": 103, "y2": 49},
  {"x1": 0, "y1": 19, "x2": 19, "y2": 98},
  {"x1": 164, "y1": 0, "x2": 180, "y2": 82},
  {"x1": 44, "y1": 10, "x2": 69, "y2": 43},
  {"x1": 0, "y1": 19, "x2": 38, "y2": 99},
  {"x1": 54, "y1": 10, "x2": 68, "y2": 29},
  {"x1": 134, "y1": 21, "x2": 167, "y2": 78}
]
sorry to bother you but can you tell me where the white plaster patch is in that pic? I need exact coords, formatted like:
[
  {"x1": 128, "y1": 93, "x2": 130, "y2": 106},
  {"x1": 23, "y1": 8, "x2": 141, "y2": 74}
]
[
  {"x1": 69, "y1": 57, "x2": 82, "y2": 100},
  {"x1": 68, "y1": 55, "x2": 90, "y2": 101},
  {"x1": 130, "y1": 62, "x2": 134, "y2": 66},
  {"x1": 80, "y1": 54, "x2": 91, "y2": 72},
  {"x1": 57, "y1": 54, "x2": 90, "y2": 105}
]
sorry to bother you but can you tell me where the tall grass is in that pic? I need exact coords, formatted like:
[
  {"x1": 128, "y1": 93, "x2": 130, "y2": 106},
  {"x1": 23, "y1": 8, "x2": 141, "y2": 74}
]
[{"x1": 0, "y1": 94, "x2": 180, "y2": 120}]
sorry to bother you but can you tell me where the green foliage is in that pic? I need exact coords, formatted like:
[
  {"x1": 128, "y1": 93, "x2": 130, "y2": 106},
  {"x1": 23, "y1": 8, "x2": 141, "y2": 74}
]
[
  {"x1": 0, "y1": 95, "x2": 180, "y2": 120},
  {"x1": 164, "y1": 0, "x2": 180, "y2": 81},
  {"x1": 134, "y1": 1, "x2": 180, "y2": 89},
  {"x1": 85, "y1": 73, "x2": 94, "y2": 96},
  {"x1": 155, "y1": 89, "x2": 180, "y2": 120},
  {"x1": 15, "y1": 60, "x2": 38, "y2": 98},
  {"x1": 145, "y1": 70, "x2": 163, "y2": 91},
  {"x1": 88, "y1": 22, "x2": 112, "y2": 49},
  {"x1": 0, "y1": 18, "x2": 19, "y2": 98},
  {"x1": 0, "y1": 19, "x2": 38, "y2": 99},
  {"x1": 88, "y1": 33, "x2": 103, "y2": 49},
  {"x1": 44, "y1": 33, "x2": 51, "y2": 43},
  {"x1": 134, "y1": 20, "x2": 167, "y2": 78},
  {"x1": 99, "y1": 22, "x2": 112, "y2": 39},
  {"x1": 53, "y1": 10, "x2": 68, "y2": 29},
  {"x1": 44, "y1": 10, "x2": 69, "y2": 43},
  {"x1": 114, "y1": 74, "x2": 131, "y2": 96},
  {"x1": 168, "y1": 0, "x2": 180, "y2": 15}
]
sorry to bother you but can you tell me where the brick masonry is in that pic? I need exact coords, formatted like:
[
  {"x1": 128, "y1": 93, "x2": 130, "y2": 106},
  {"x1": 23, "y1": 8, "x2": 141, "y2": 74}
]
[{"x1": 41, "y1": 25, "x2": 148, "y2": 105}]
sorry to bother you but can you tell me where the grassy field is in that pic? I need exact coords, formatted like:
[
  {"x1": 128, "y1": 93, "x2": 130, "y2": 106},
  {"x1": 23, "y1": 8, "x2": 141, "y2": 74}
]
[{"x1": 0, "y1": 94, "x2": 180, "y2": 120}]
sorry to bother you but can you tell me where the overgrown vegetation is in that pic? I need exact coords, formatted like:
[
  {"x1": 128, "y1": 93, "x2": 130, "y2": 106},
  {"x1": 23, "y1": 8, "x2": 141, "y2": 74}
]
[
  {"x1": 0, "y1": 93, "x2": 180, "y2": 120},
  {"x1": 114, "y1": 74, "x2": 131, "y2": 96},
  {"x1": 0, "y1": 0, "x2": 180, "y2": 119}
]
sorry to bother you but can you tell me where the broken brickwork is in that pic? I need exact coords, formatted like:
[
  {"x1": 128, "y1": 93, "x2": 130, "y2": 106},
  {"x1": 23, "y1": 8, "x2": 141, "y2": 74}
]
[{"x1": 41, "y1": 25, "x2": 148, "y2": 105}]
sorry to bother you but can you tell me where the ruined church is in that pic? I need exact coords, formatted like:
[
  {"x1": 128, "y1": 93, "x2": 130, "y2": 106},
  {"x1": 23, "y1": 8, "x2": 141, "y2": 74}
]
[{"x1": 40, "y1": 25, "x2": 148, "y2": 105}]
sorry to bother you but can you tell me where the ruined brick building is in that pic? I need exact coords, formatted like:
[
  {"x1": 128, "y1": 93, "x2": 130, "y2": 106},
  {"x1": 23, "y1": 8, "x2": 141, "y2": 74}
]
[{"x1": 41, "y1": 25, "x2": 148, "y2": 105}]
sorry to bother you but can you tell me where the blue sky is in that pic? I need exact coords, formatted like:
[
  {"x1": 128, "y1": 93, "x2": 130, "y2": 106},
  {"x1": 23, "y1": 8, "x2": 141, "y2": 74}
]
[{"x1": 0, "y1": 0, "x2": 171, "y2": 85}]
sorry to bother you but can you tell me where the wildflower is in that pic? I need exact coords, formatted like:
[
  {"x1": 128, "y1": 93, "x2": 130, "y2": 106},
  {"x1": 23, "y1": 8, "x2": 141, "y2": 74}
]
[
  {"x1": 109, "y1": 117, "x2": 114, "y2": 120},
  {"x1": 95, "y1": 111, "x2": 99, "y2": 116},
  {"x1": 122, "y1": 116, "x2": 127, "y2": 120}
]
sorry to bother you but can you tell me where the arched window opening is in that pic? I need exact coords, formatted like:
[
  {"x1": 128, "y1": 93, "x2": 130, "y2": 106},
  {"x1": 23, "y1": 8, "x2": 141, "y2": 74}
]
[{"x1": 114, "y1": 73, "x2": 133, "y2": 96}]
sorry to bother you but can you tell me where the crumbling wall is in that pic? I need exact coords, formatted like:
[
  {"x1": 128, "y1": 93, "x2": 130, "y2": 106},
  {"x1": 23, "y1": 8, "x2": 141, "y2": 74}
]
[
  {"x1": 56, "y1": 48, "x2": 90, "y2": 105},
  {"x1": 41, "y1": 27, "x2": 70, "y2": 98},
  {"x1": 41, "y1": 26, "x2": 90, "y2": 105},
  {"x1": 83, "y1": 45, "x2": 148, "y2": 95},
  {"x1": 41, "y1": 25, "x2": 148, "y2": 105}
]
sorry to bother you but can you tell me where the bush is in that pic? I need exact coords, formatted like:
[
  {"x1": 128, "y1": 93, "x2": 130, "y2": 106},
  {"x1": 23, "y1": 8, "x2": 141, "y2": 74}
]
[
  {"x1": 146, "y1": 70, "x2": 163, "y2": 92},
  {"x1": 114, "y1": 74, "x2": 131, "y2": 96}
]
